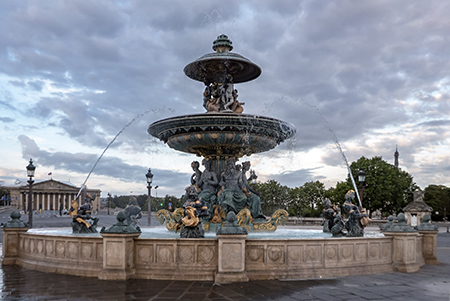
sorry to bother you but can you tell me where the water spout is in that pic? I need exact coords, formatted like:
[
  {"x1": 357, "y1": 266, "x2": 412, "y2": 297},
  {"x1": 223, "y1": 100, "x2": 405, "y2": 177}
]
[
  {"x1": 75, "y1": 110, "x2": 154, "y2": 199},
  {"x1": 302, "y1": 101, "x2": 362, "y2": 208}
]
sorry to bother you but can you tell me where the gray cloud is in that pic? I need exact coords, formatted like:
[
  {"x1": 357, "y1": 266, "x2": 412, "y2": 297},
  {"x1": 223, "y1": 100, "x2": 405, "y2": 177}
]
[
  {"x1": 17, "y1": 134, "x2": 190, "y2": 193},
  {"x1": 2, "y1": 0, "x2": 450, "y2": 194}
]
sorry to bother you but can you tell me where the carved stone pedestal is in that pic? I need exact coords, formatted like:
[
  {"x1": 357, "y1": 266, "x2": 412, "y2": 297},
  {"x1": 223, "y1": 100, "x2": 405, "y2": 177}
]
[
  {"x1": 215, "y1": 234, "x2": 248, "y2": 283},
  {"x1": 418, "y1": 230, "x2": 439, "y2": 265},
  {"x1": 98, "y1": 232, "x2": 141, "y2": 280},
  {"x1": 383, "y1": 232, "x2": 424, "y2": 273},
  {"x1": 1, "y1": 228, "x2": 28, "y2": 265}
]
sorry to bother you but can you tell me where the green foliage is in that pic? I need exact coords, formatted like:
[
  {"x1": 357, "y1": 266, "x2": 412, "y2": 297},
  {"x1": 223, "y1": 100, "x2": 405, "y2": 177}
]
[
  {"x1": 325, "y1": 181, "x2": 352, "y2": 206},
  {"x1": 301, "y1": 181, "x2": 325, "y2": 216},
  {"x1": 252, "y1": 180, "x2": 290, "y2": 215},
  {"x1": 348, "y1": 156, "x2": 417, "y2": 216},
  {"x1": 252, "y1": 180, "x2": 325, "y2": 217},
  {"x1": 424, "y1": 185, "x2": 450, "y2": 221}
]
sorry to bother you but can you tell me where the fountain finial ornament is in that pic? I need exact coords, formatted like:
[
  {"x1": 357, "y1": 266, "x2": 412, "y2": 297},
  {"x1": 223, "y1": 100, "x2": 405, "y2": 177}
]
[
  {"x1": 212, "y1": 34, "x2": 233, "y2": 52},
  {"x1": 101, "y1": 211, "x2": 141, "y2": 234},
  {"x1": 1, "y1": 210, "x2": 28, "y2": 228}
]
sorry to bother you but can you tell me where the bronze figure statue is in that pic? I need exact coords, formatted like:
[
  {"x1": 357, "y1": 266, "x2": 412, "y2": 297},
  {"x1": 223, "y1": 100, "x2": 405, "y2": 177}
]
[
  {"x1": 176, "y1": 186, "x2": 208, "y2": 238},
  {"x1": 67, "y1": 193, "x2": 99, "y2": 233}
]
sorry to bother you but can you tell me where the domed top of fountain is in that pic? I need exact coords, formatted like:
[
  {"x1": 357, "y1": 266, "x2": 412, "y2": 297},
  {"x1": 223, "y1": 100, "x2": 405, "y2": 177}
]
[{"x1": 184, "y1": 34, "x2": 261, "y2": 84}]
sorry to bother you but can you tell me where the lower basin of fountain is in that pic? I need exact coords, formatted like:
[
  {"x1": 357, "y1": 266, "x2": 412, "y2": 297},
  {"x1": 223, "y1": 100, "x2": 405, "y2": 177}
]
[
  {"x1": 2, "y1": 226, "x2": 433, "y2": 282},
  {"x1": 26, "y1": 227, "x2": 384, "y2": 239}
]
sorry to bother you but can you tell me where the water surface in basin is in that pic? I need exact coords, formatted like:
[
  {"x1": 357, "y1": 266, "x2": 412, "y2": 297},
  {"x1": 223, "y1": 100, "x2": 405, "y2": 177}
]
[{"x1": 27, "y1": 227, "x2": 384, "y2": 239}]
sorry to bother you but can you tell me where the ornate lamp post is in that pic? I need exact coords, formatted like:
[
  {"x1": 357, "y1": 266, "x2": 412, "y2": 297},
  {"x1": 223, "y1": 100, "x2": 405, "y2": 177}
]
[
  {"x1": 146, "y1": 168, "x2": 154, "y2": 227},
  {"x1": 26, "y1": 158, "x2": 36, "y2": 228},
  {"x1": 358, "y1": 168, "x2": 366, "y2": 211}
]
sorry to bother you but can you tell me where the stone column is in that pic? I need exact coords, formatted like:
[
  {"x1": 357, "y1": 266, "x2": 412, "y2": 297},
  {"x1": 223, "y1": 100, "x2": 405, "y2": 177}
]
[
  {"x1": 215, "y1": 234, "x2": 249, "y2": 283},
  {"x1": 383, "y1": 232, "x2": 424, "y2": 273},
  {"x1": 418, "y1": 230, "x2": 439, "y2": 265},
  {"x1": 1, "y1": 228, "x2": 28, "y2": 265},
  {"x1": 98, "y1": 212, "x2": 141, "y2": 280},
  {"x1": 98, "y1": 232, "x2": 140, "y2": 280},
  {"x1": 52, "y1": 193, "x2": 56, "y2": 211}
]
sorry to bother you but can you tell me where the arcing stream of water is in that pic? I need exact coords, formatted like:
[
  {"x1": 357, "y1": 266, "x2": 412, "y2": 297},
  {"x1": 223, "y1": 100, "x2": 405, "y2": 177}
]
[
  {"x1": 75, "y1": 110, "x2": 154, "y2": 199},
  {"x1": 301, "y1": 100, "x2": 362, "y2": 208}
]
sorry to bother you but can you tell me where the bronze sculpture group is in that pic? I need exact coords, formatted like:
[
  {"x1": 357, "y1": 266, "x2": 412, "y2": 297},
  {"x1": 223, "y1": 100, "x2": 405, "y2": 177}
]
[
  {"x1": 175, "y1": 158, "x2": 268, "y2": 238},
  {"x1": 322, "y1": 190, "x2": 370, "y2": 237},
  {"x1": 67, "y1": 193, "x2": 99, "y2": 233}
]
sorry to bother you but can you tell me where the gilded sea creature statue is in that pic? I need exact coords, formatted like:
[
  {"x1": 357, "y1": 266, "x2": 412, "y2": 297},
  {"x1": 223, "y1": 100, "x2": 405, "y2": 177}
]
[
  {"x1": 176, "y1": 186, "x2": 208, "y2": 238},
  {"x1": 66, "y1": 193, "x2": 99, "y2": 233},
  {"x1": 237, "y1": 208, "x2": 289, "y2": 232},
  {"x1": 156, "y1": 208, "x2": 184, "y2": 231}
]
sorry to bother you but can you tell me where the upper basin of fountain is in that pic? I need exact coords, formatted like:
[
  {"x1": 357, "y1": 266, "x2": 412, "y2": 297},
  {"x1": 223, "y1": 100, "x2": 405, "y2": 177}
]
[
  {"x1": 184, "y1": 34, "x2": 261, "y2": 84},
  {"x1": 148, "y1": 113, "x2": 296, "y2": 157}
]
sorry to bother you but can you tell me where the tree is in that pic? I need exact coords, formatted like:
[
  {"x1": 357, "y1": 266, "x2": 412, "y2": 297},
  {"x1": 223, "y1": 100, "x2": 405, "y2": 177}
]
[
  {"x1": 301, "y1": 181, "x2": 326, "y2": 217},
  {"x1": 424, "y1": 185, "x2": 450, "y2": 221},
  {"x1": 325, "y1": 181, "x2": 352, "y2": 206},
  {"x1": 348, "y1": 156, "x2": 417, "y2": 216},
  {"x1": 287, "y1": 186, "x2": 309, "y2": 217},
  {"x1": 253, "y1": 180, "x2": 290, "y2": 215}
]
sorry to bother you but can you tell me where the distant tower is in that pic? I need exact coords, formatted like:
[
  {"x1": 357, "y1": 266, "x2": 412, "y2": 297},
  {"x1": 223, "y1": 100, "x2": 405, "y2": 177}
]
[{"x1": 394, "y1": 145, "x2": 399, "y2": 168}]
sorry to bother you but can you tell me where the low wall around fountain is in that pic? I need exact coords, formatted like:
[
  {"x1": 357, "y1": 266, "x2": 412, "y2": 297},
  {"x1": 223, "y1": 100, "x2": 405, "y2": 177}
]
[{"x1": 2, "y1": 228, "x2": 435, "y2": 283}]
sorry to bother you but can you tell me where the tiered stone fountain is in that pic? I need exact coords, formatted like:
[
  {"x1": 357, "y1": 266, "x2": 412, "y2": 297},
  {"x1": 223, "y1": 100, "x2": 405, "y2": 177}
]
[{"x1": 149, "y1": 35, "x2": 295, "y2": 232}]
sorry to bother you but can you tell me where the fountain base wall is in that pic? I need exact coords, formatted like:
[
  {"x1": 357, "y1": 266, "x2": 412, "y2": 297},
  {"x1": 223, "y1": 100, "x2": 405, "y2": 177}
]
[{"x1": 2, "y1": 228, "x2": 431, "y2": 283}]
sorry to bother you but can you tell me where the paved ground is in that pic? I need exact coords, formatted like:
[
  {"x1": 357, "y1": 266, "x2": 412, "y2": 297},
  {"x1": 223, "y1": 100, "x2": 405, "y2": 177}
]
[{"x1": 0, "y1": 208, "x2": 449, "y2": 300}]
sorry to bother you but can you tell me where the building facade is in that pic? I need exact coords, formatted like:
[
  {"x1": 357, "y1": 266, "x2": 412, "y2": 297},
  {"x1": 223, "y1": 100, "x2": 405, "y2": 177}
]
[{"x1": 8, "y1": 179, "x2": 101, "y2": 212}]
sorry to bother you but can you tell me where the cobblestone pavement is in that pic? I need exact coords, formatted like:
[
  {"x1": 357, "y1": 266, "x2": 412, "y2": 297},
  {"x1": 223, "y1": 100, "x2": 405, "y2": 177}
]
[{"x1": 0, "y1": 233, "x2": 448, "y2": 300}]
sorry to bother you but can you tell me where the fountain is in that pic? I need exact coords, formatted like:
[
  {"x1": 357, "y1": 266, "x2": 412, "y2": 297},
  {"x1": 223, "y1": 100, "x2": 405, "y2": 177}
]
[
  {"x1": 149, "y1": 34, "x2": 295, "y2": 233},
  {"x1": 1, "y1": 35, "x2": 435, "y2": 282}
]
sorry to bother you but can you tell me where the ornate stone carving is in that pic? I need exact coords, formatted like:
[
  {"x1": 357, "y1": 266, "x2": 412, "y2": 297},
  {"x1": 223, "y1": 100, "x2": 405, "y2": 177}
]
[
  {"x1": 81, "y1": 244, "x2": 93, "y2": 259},
  {"x1": 287, "y1": 246, "x2": 303, "y2": 263},
  {"x1": 341, "y1": 245, "x2": 353, "y2": 260},
  {"x1": 198, "y1": 246, "x2": 214, "y2": 263},
  {"x1": 268, "y1": 246, "x2": 284, "y2": 263},
  {"x1": 37, "y1": 240, "x2": 44, "y2": 254},
  {"x1": 178, "y1": 246, "x2": 194, "y2": 263},
  {"x1": 247, "y1": 247, "x2": 264, "y2": 262},
  {"x1": 325, "y1": 246, "x2": 337, "y2": 259},
  {"x1": 306, "y1": 246, "x2": 320, "y2": 262},
  {"x1": 56, "y1": 241, "x2": 65, "y2": 257},
  {"x1": 138, "y1": 246, "x2": 152, "y2": 263},
  {"x1": 46, "y1": 241, "x2": 54, "y2": 255},
  {"x1": 68, "y1": 242, "x2": 79, "y2": 258},
  {"x1": 157, "y1": 246, "x2": 174, "y2": 263}
]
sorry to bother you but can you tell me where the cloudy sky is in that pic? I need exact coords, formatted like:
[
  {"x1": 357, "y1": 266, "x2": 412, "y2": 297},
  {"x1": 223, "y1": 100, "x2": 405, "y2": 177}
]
[{"x1": 1, "y1": 0, "x2": 450, "y2": 198}]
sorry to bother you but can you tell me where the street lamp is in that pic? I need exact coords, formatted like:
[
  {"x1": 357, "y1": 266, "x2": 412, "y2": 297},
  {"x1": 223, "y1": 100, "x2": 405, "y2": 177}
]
[
  {"x1": 26, "y1": 158, "x2": 36, "y2": 228},
  {"x1": 358, "y1": 168, "x2": 366, "y2": 211},
  {"x1": 146, "y1": 168, "x2": 154, "y2": 227},
  {"x1": 155, "y1": 186, "x2": 159, "y2": 208},
  {"x1": 107, "y1": 193, "x2": 111, "y2": 215}
]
